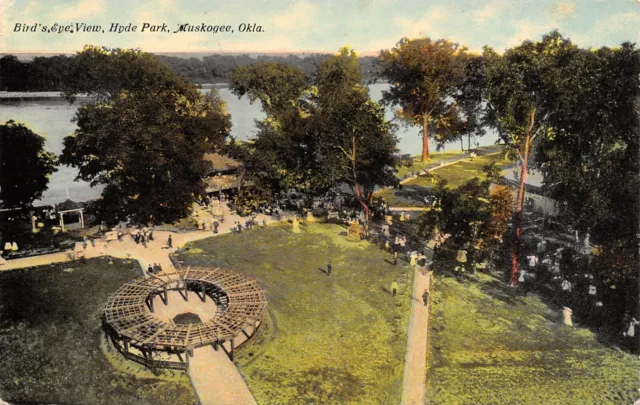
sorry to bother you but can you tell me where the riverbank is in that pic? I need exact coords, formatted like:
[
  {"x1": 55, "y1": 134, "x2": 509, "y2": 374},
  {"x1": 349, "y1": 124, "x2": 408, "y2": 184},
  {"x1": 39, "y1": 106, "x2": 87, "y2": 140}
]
[{"x1": 0, "y1": 91, "x2": 92, "y2": 100}]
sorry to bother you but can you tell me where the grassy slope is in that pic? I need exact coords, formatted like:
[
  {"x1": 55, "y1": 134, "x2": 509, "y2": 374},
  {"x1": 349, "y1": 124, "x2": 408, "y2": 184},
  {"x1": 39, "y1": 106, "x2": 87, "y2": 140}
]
[
  {"x1": 428, "y1": 273, "x2": 640, "y2": 405},
  {"x1": 395, "y1": 152, "x2": 463, "y2": 178},
  {"x1": 379, "y1": 153, "x2": 511, "y2": 207},
  {"x1": 0, "y1": 257, "x2": 198, "y2": 405},
  {"x1": 175, "y1": 223, "x2": 413, "y2": 405},
  {"x1": 410, "y1": 153, "x2": 511, "y2": 189}
]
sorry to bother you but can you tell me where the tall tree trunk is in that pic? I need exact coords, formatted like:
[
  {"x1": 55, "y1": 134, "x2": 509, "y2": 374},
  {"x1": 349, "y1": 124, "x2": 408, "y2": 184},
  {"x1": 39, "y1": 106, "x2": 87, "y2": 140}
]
[
  {"x1": 510, "y1": 135, "x2": 530, "y2": 286},
  {"x1": 468, "y1": 134, "x2": 471, "y2": 150},
  {"x1": 421, "y1": 115, "x2": 430, "y2": 162},
  {"x1": 351, "y1": 135, "x2": 370, "y2": 236},
  {"x1": 460, "y1": 137, "x2": 464, "y2": 152}
]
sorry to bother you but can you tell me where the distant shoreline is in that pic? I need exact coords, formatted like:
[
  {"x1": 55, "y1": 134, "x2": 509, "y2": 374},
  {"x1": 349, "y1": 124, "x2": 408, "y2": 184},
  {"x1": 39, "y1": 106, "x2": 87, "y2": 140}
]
[
  {"x1": 0, "y1": 85, "x2": 231, "y2": 99},
  {"x1": 0, "y1": 92, "x2": 92, "y2": 100}
]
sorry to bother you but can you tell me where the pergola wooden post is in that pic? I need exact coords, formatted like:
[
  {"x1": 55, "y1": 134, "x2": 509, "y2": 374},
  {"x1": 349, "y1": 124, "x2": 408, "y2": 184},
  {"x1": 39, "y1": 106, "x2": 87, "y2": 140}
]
[{"x1": 160, "y1": 286, "x2": 168, "y2": 306}]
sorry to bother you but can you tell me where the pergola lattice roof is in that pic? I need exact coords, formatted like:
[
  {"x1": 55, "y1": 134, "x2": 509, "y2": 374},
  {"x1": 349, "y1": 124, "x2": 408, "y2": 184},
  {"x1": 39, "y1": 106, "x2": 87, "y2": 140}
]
[{"x1": 104, "y1": 267, "x2": 266, "y2": 350}]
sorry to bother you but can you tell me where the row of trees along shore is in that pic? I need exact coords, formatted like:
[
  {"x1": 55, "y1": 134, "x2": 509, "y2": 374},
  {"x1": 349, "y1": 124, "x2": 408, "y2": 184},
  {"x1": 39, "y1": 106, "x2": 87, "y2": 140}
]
[
  {"x1": 0, "y1": 53, "x2": 381, "y2": 91},
  {"x1": 1, "y1": 32, "x2": 638, "y2": 305}
]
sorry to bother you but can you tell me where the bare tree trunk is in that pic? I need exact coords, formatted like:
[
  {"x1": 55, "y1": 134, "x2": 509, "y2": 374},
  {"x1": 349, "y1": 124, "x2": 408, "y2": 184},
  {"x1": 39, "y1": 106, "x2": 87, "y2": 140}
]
[
  {"x1": 460, "y1": 137, "x2": 464, "y2": 152},
  {"x1": 468, "y1": 134, "x2": 472, "y2": 150},
  {"x1": 351, "y1": 136, "x2": 370, "y2": 236},
  {"x1": 421, "y1": 115, "x2": 430, "y2": 162},
  {"x1": 511, "y1": 135, "x2": 530, "y2": 286}
]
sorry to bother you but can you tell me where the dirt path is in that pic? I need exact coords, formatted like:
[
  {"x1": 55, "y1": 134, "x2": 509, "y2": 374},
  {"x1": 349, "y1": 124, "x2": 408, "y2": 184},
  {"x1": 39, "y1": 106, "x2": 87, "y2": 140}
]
[
  {"x1": 189, "y1": 346, "x2": 258, "y2": 405},
  {"x1": 401, "y1": 261, "x2": 433, "y2": 405}
]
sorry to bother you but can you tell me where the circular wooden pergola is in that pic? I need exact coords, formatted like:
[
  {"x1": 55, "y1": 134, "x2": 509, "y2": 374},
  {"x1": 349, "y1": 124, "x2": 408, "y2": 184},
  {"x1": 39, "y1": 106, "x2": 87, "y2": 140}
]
[{"x1": 103, "y1": 266, "x2": 266, "y2": 371}]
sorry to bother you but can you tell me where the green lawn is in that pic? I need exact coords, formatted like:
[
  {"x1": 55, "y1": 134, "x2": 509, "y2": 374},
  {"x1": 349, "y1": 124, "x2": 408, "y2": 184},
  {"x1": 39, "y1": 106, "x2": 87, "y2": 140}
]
[
  {"x1": 174, "y1": 223, "x2": 413, "y2": 405},
  {"x1": 428, "y1": 273, "x2": 640, "y2": 405},
  {"x1": 410, "y1": 152, "x2": 511, "y2": 189},
  {"x1": 0, "y1": 258, "x2": 198, "y2": 405},
  {"x1": 378, "y1": 152, "x2": 511, "y2": 207}
]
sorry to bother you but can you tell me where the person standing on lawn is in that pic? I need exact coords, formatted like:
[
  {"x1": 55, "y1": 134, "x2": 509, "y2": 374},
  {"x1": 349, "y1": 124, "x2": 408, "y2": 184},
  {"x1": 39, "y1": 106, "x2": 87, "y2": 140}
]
[{"x1": 391, "y1": 281, "x2": 399, "y2": 297}]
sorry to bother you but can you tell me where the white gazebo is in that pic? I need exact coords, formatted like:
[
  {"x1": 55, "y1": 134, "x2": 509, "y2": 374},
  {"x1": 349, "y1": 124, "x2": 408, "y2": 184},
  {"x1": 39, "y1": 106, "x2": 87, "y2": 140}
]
[{"x1": 55, "y1": 200, "x2": 85, "y2": 232}]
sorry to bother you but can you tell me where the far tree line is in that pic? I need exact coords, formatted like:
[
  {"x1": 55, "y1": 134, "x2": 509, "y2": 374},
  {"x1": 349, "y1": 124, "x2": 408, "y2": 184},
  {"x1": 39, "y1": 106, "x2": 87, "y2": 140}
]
[{"x1": 0, "y1": 53, "x2": 381, "y2": 92}]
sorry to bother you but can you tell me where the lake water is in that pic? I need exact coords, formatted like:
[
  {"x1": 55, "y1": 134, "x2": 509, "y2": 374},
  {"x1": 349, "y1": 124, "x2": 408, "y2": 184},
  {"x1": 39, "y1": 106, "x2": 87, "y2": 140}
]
[{"x1": 0, "y1": 83, "x2": 499, "y2": 206}]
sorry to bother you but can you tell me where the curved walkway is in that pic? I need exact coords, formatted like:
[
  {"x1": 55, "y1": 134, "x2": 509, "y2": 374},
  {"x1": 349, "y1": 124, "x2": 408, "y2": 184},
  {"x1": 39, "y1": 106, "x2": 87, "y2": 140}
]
[
  {"x1": 1, "y1": 204, "x2": 279, "y2": 405},
  {"x1": 1, "y1": 206, "x2": 433, "y2": 404}
]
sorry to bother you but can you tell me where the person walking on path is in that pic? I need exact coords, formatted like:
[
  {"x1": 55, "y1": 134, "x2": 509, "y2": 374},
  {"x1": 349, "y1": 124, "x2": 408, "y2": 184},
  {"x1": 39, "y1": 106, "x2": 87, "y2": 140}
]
[
  {"x1": 391, "y1": 281, "x2": 399, "y2": 297},
  {"x1": 168, "y1": 235, "x2": 173, "y2": 249},
  {"x1": 422, "y1": 289, "x2": 430, "y2": 306},
  {"x1": 327, "y1": 261, "x2": 332, "y2": 275},
  {"x1": 393, "y1": 250, "x2": 399, "y2": 266}
]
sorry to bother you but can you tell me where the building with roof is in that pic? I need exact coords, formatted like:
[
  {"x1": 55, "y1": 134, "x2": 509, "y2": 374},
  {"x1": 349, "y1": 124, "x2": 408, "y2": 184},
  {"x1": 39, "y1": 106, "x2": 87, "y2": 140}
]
[{"x1": 203, "y1": 153, "x2": 247, "y2": 194}]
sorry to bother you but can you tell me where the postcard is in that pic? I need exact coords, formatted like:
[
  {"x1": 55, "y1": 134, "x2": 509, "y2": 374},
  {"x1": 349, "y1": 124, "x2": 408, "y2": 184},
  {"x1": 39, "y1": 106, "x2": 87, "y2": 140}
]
[{"x1": 1, "y1": 1, "x2": 639, "y2": 404}]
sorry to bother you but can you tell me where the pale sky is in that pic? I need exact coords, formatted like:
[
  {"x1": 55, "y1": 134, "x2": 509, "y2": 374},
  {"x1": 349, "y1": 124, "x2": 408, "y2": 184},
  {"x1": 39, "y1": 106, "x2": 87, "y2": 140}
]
[{"x1": 0, "y1": 0, "x2": 638, "y2": 55}]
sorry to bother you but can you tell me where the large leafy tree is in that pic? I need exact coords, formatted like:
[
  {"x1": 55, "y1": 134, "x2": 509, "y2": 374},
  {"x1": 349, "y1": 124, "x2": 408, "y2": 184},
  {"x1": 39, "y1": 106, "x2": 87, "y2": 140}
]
[
  {"x1": 230, "y1": 61, "x2": 314, "y2": 200},
  {"x1": 230, "y1": 48, "x2": 396, "y2": 218},
  {"x1": 60, "y1": 46, "x2": 230, "y2": 225},
  {"x1": 533, "y1": 42, "x2": 640, "y2": 315},
  {"x1": 0, "y1": 121, "x2": 58, "y2": 209},
  {"x1": 483, "y1": 32, "x2": 576, "y2": 285},
  {"x1": 312, "y1": 48, "x2": 397, "y2": 230},
  {"x1": 535, "y1": 42, "x2": 640, "y2": 243},
  {"x1": 379, "y1": 38, "x2": 469, "y2": 162}
]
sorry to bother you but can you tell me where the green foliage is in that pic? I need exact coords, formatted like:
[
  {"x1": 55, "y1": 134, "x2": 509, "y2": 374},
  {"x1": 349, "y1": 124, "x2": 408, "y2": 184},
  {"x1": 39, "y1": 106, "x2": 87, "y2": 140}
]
[
  {"x1": 230, "y1": 62, "x2": 309, "y2": 118},
  {"x1": 231, "y1": 48, "x2": 397, "y2": 208},
  {"x1": 60, "y1": 46, "x2": 231, "y2": 226},
  {"x1": 316, "y1": 47, "x2": 363, "y2": 97},
  {"x1": 233, "y1": 184, "x2": 273, "y2": 216},
  {"x1": 312, "y1": 50, "x2": 397, "y2": 205},
  {"x1": 418, "y1": 159, "x2": 512, "y2": 268},
  {"x1": 0, "y1": 258, "x2": 198, "y2": 405},
  {"x1": 0, "y1": 120, "x2": 58, "y2": 209},
  {"x1": 428, "y1": 274, "x2": 640, "y2": 404},
  {"x1": 484, "y1": 32, "x2": 575, "y2": 147},
  {"x1": 175, "y1": 224, "x2": 412, "y2": 404},
  {"x1": 482, "y1": 161, "x2": 503, "y2": 183},
  {"x1": 63, "y1": 46, "x2": 185, "y2": 102},
  {"x1": 534, "y1": 42, "x2": 640, "y2": 245}
]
